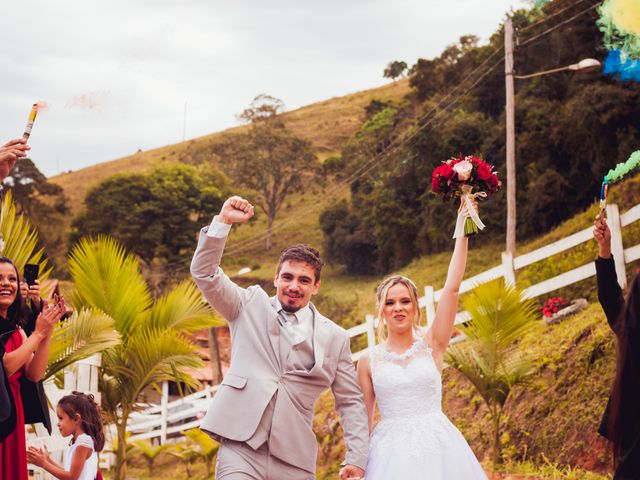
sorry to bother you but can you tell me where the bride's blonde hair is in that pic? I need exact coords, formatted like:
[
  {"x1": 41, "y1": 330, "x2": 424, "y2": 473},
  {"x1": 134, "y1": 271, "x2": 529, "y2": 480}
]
[{"x1": 375, "y1": 275, "x2": 423, "y2": 342}]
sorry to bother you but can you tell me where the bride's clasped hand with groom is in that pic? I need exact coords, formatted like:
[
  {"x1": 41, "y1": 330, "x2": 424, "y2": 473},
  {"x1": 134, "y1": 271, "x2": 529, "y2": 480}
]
[{"x1": 190, "y1": 195, "x2": 486, "y2": 480}]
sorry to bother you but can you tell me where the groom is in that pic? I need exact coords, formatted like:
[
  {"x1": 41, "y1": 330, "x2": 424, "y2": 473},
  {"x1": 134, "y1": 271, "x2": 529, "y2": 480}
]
[{"x1": 191, "y1": 196, "x2": 368, "y2": 480}]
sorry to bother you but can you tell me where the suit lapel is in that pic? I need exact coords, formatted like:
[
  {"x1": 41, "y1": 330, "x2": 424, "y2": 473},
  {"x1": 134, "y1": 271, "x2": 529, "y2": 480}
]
[
  {"x1": 268, "y1": 297, "x2": 282, "y2": 370},
  {"x1": 310, "y1": 303, "x2": 329, "y2": 371}
]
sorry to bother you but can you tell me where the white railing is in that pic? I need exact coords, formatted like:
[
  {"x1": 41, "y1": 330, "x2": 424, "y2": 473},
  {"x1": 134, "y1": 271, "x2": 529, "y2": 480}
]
[
  {"x1": 347, "y1": 202, "x2": 640, "y2": 359},
  {"x1": 126, "y1": 383, "x2": 217, "y2": 442}
]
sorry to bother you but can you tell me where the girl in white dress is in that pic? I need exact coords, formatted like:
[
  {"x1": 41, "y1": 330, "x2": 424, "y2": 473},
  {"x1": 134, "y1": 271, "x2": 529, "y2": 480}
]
[
  {"x1": 27, "y1": 391, "x2": 104, "y2": 480},
  {"x1": 357, "y1": 202, "x2": 487, "y2": 479}
]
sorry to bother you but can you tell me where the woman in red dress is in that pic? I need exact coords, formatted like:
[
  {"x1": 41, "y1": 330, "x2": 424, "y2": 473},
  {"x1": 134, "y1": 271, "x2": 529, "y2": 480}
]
[{"x1": 0, "y1": 257, "x2": 65, "y2": 480}]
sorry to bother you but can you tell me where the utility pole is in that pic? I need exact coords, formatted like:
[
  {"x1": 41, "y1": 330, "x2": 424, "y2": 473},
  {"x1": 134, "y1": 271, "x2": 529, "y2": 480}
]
[{"x1": 504, "y1": 16, "x2": 517, "y2": 256}]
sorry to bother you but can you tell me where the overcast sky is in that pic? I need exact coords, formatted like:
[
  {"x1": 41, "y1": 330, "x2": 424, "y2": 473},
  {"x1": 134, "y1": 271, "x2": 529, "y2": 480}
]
[{"x1": 1, "y1": 0, "x2": 527, "y2": 177}]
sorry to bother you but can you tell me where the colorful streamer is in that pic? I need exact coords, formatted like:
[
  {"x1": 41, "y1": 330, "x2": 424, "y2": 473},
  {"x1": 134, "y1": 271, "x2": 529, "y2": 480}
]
[
  {"x1": 598, "y1": 0, "x2": 640, "y2": 60},
  {"x1": 604, "y1": 150, "x2": 640, "y2": 184},
  {"x1": 603, "y1": 49, "x2": 640, "y2": 81},
  {"x1": 533, "y1": 0, "x2": 552, "y2": 9}
]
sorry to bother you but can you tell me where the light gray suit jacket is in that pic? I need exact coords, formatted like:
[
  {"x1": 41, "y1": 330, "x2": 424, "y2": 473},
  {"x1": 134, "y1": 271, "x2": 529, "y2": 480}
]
[{"x1": 190, "y1": 229, "x2": 369, "y2": 473}]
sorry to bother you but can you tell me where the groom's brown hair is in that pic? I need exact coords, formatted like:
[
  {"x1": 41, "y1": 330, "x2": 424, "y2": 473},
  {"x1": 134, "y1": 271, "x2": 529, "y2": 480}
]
[{"x1": 277, "y1": 244, "x2": 324, "y2": 282}]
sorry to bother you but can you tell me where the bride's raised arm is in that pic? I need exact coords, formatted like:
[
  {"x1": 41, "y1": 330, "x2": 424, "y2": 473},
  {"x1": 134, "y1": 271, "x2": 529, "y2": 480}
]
[{"x1": 426, "y1": 203, "x2": 472, "y2": 365}]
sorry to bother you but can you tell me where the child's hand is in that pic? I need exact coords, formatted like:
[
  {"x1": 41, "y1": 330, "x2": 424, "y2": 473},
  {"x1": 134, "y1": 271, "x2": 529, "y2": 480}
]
[{"x1": 27, "y1": 445, "x2": 49, "y2": 467}]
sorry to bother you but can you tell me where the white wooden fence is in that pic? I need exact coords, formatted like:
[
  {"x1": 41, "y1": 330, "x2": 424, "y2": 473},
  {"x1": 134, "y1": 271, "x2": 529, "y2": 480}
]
[
  {"x1": 32, "y1": 203, "x2": 640, "y2": 451},
  {"x1": 349, "y1": 202, "x2": 640, "y2": 359}
]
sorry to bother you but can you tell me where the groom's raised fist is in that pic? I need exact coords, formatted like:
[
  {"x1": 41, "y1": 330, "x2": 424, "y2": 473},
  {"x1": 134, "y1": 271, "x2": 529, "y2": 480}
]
[{"x1": 219, "y1": 196, "x2": 255, "y2": 225}]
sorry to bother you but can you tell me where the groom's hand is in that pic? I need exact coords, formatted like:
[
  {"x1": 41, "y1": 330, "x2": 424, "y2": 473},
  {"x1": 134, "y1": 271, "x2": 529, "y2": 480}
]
[
  {"x1": 219, "y1": 196, "x2": 255, "y2": 225},
  {"x1": 339, "y1": 465, "x2": 365, "y2": 480}
]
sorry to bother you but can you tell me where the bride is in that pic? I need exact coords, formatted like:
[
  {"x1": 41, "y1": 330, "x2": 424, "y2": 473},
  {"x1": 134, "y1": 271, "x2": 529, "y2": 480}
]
[{"x1": 357, "y1": 201, "x2": 486, "y2": 479}]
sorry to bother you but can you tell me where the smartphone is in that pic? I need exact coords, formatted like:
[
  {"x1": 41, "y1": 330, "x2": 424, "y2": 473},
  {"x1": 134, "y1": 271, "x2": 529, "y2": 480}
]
[{"x1": 23, "y1": 263, "x2": 39, "y2": 286}]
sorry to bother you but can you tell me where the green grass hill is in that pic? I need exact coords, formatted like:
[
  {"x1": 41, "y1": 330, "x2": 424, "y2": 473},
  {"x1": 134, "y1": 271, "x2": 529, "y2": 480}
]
[{"x1": 51, "y1": 80, "x2": 410, "y2": 217}]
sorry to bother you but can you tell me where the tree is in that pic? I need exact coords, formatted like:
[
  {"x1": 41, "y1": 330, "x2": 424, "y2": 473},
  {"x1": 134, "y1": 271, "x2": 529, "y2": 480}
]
[
  {"x1": 237, "y1": 93, "x2": 285, "y2": 123},
  {"x1": 67, "y1": 236, "x2": 224, "y2": 480},
  {"x1": 214, "y1": 96, "x2": 318, "y2": 249},
  {"x1": 320, "y1": 1, "x2": 640, "y2": 272},
  {"x1": 383, "y1": 60, "x2": 408, "y2": 81},
  {"x1": 1, "y1": 158, "x2": 68, "y2": 219},
  {"x1": 129, "y1": 439, "x2": 170, "y2": 476},
  {"x1": 319, "y1": 201, "x2": 378, "y2": 275},
  {"x1": 1, "y1": 189, "x2": 53, "y2": 282},
  {"x1": 182, "y1": 428, "x2": 220, "y2": 477},
  {"x1": 70, "y1": 163, "x2": 227, "y2": 281},
  {"x1": 445, "y1": 280, "x2": 538, "y2": 472},
  {"x1": 1, "y1": 158, "x2": 70, "y2": 271},
  {"x1": 167, "y1": 440, "x2": 200, "y2": 477}
]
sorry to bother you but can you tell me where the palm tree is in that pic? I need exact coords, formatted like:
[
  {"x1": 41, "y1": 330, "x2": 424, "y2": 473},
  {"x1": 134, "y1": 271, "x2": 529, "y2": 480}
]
[
  {"x1": 46, "y1": 308, "x2": 121, "y2": 383},
  {"x1": 182, "y1": 427, "x2": 219, "y2": 477},
  {"x1": 68, "y1": 236, "x2": 223, "y2": 480},
  {"x1": 1, "y1": 191, "x2": 121, "y2": 382},
  {"x1": 445, "y1": 280, "x2": 538, "y2": 472},
  {"x1": 129, "y1": 439, "x2": 170, "y2": 476},
  {"x1": 167, "y1": 440, "x2": 201, "y2": 477},
  {"x1": 1, "y1": 190, "x2": 52, "y2": 289}
]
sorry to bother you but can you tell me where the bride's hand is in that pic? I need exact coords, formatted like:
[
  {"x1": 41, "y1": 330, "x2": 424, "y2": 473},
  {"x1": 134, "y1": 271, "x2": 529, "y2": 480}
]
[
  {"x1": 458, "y1": 196, "x2": 478, "y2": 218},
  {"x1": 339, "y1": 465, "x2": 365, "y2": 480}
]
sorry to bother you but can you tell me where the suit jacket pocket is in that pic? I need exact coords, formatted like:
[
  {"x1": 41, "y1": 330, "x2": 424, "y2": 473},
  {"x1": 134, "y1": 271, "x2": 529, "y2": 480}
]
[{"x1": 221, "y1": 373, "x2": 247, "y2": 389}]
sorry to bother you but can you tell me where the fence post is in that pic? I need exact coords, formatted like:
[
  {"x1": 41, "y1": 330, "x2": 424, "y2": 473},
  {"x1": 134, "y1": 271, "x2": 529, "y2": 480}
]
[
  {"x1": 424, "y1": 286, "x2": 436, "y2": 328},
  {"x1": 366, "y1": 314, "x2": 376, "y2": 349},
  {"x1": 501, "y1": 251, "x2": 516, "y2": 286},
  {"x1": 607, "y1": 203, "x2": 627, "y2": 289},
  {"x1": 160, "y1": 381, "x2": 169, "y2": 444},
  {"x1": 63, "y1": 367, "x2": 76, "y2": 391}
]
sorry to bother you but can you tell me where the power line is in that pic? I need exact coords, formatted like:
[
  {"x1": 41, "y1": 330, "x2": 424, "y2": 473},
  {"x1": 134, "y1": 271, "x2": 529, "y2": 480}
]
[
  {"x1": 224, "y1": 56, "x2": 506, "y2": 257},
  {"x1": 173, "y1": 1, "x2": 600, "y2": 262},
  {"x1": 518, "y1": 2, "x2": 600, "y2": 48},
  {"x1": 518, "y1": 0, "x2": 597, "y2": 33},
  {"x1": 221, "y1": 45, "x2": 509, "y2": 256}
]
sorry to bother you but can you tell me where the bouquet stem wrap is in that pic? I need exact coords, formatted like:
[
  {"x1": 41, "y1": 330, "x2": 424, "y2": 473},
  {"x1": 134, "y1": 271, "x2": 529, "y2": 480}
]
[{"x1": 453, "y1": 185, "x2": 487, "y2": 238}]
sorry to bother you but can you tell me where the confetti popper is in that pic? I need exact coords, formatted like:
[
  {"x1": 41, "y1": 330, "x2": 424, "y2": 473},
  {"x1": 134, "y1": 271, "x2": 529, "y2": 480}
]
[
  {"x1": 23, "y1": 103, "x2": 39, "y2": 142},
  {"x1": 599, "y1": 181, "x2": 608, "y2": 218}
]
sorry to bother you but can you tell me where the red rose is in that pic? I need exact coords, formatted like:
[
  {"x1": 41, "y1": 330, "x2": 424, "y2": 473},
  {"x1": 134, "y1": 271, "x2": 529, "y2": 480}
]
[
  {"x1": 437, "y1": 163, "x2": 454, "y2": 179},
  {"x1": 431, "y1": 175, "x2": 441, "y2": 193},
  {"x1": 476, "y1": 162, "x2": 492, "y2": 181}
]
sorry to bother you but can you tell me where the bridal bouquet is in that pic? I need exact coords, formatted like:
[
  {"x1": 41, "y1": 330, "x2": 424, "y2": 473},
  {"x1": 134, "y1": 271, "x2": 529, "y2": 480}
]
[{"x1": 431, "y1": 154, "x2": 501, "y2": 237}]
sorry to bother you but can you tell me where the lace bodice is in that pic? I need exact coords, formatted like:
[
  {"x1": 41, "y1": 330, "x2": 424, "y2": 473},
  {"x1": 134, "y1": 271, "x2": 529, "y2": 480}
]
[{"x1": 371, "y1": 337, "x2": 442, "y2": 420}]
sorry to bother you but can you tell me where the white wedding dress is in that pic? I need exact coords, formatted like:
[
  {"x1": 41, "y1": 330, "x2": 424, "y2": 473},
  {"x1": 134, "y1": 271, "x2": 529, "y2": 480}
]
[{"x1": 366, "y1": 337, "x2": 487, "y2": 479}]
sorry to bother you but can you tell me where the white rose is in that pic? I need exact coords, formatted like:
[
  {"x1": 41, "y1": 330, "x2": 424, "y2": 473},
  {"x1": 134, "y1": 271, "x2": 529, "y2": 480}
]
[{"x1": 453, "y1": 160, "x2": 473, "y2": 181}]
